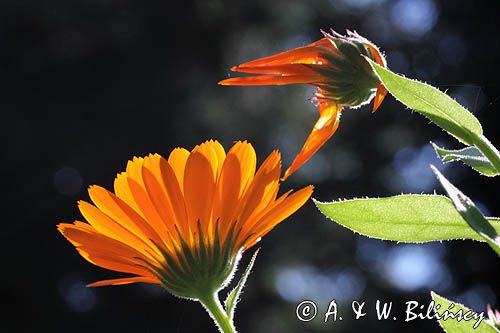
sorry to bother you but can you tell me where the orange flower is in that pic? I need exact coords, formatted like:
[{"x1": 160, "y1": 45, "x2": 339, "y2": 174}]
[
  {"x1": 58, "y1": 140, "x2": 313, "y2": 299},
  {"x1": 220, "y1": 29, "x2": 388, "y2": 180}
]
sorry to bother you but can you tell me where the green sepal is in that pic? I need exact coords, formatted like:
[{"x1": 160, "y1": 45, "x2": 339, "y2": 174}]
[
  {"x1": 142, "y1": 222, "x2": 240, "y2": 300},
  {"x1": 225, "y1": 248, "x2": 259, "y2": 322}
]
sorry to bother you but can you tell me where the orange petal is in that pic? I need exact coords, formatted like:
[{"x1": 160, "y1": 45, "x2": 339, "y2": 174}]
[
  {"x1": 214, "y1": 153, "x2": 241, "y2": 226},
  {"x1": 88, "y1": 276, "x2": 160, "y2": 287},
  {"x1": 57, "y1": 223, "x2": 155, "y2": 264},
  {"x1": 123, "y1": 157, "x2": 146, "y2": 194},
  {"x1": 115, "y1": 158, "x2": 179, "y2": 251},
  {"x1": 219, "y1": 74, "x2": 324, "y2": 86},
  {"x1": 72, "y1": 220, "x2": 95, "y2": 231},
  {"x1": 157, "y1": 156, "x2": 189, "y2": 233},
  {"x1": 230, "y1": 141, "x2": 257, "y2": 196},
  {"x1": 205, "y1": 140, "x2": 226, "y2": 178},
  {"x1": 372, "y1": 82, "x2": 388, "y2": 113},
  {"x1": 141, "y1": 154, "x2": 185, "y2": 241},
  {"x1": 167, "y1": 148, "x2": 190, "y2": 190},
  {"x1": 183, "y1": 148, "x2": 216, "y2": 238},
  {"x1": 242, "y1": 185, "x2": 314, "y2": 249},
  {"x1": 233, "y1": 43, "x2": 331, "y2": 68},
  {"x1": 78, "y1": 200, "x2": 155, "y2": 256},
  {"x1": 87, "y1": 185, "x2": 165, "y2": 254},
  {"x1": 115, "y1": 158, "x2": 153, "y2": 224},
  {"x1": 114, "y1": 158, "x2": 161, "y2": 233},
  {"x1": 78, "y1": 248, "x2": 153, "y2": 277},
  {"x1": 309, "y1": 37, "x2": 334, "y2": 48},
  {"x1": 214, "y1": 141, "x2": 257, "y2": 238},
  {"x1": 365, "y1": 43, "x2": 386, "y2": 67},
  {"x1": 238, "y1": 151, "x2": 281, "y2": 227},
  {"x1": 283, "y1": 103, "x2": 342, "y2": 180},
  {"x1": 191, "y1": 141, "x2": 221, "y2": 181},
  {"x1": 114, "y1": 172, "x2": 140, "y2": 213},
  {"x1": 237, "y1": 189, "x2": 292, "y2": 245},
  {"x1": 114, "y1": 159, "x2": 176, "y2": 249},
  {"x1": 228, "y1": 63, "x2": 320, "y2": 76}
]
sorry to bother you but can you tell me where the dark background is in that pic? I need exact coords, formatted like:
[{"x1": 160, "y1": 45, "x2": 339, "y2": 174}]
[{"x1": 2, "y1": 0, "x2": 499, "y2": 332}]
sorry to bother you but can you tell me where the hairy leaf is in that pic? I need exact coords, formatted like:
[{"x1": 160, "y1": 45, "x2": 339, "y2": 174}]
[
  {"x1": 367, "y1": 59, "x2": 482, "y2": 145},
  {"x1": 431, "y1": 292, "x2": 498, "y2": 333},
  {"x1": 314, "y1": 195, "x2": 500, "y2": 243}
]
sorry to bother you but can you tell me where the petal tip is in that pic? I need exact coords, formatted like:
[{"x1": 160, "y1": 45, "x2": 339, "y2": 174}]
[
  {"x1": 281, "y1": 169, "x2": 292, "y2": 181},
  {"x1": 372, "y1": 83, "x2": 388, "y2": 113}
]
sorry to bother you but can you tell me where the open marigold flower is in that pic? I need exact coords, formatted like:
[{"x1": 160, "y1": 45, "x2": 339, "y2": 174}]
[
  {"x1": 219, "y1": 29, "x2": 388, "y2": 180},
  {"x1": 58, "y1": 140, "x2": 313, "y2": 301}
]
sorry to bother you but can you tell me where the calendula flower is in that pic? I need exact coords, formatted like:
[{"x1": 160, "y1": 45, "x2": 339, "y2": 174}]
[
  {"x1": 487, "y1": 304, "x2": 500, "y2": 329},
  {"x1": 58, "y1": 140, "x2": 312, "y2": 332},
  {"x1": 219, "y1": 29, "x2": 388, "y2": 180}
]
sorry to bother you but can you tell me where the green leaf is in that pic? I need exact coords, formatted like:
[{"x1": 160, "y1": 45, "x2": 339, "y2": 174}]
[
  {"x1": 431, "y1": 142, "x2": 499, "y2": 177},
  {"x1": 225, "y1": 249, "x2": 259, "y2": 321},
  {"x1": 367, "y1": 59, "x2": 483, "y2": 145},
  {"x1": 431, "y1": 292, "x2": 498, "y2": 332},
  {"x1": 431, "y1": 165, "x2": 500, "y2": 256},
  {"x1": 314, "y1": 195, "x2": 500, "y2": 243}
]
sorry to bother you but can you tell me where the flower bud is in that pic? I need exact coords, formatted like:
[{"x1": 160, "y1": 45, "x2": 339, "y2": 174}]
[{"x1": 313, "y1": 29, "x2": 386, "y2": 108}]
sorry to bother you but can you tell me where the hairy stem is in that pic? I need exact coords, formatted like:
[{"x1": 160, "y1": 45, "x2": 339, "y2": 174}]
[
  {"x1": 199, "y1": 293, "x2": 236, "y2": 333},
  {"x1": 473, "y1": 134, "x2": 500, "y2": 173}
]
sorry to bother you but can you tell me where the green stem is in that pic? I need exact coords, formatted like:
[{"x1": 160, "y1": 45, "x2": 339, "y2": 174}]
[
  {"x1": 199, "y1": 293, "x2": 236, "y2": 333},
  {"x1": 473, "y1": 134, "x2": 500, "y2": 173}
]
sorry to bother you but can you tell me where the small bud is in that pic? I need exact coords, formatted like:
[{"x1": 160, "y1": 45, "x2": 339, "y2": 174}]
[
  {"x1": 219, "y1": 28, "x2": 388, "y2": 179},
  {"x1": 313, "y1": 29, "x2": 386, "y2": 108}
]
